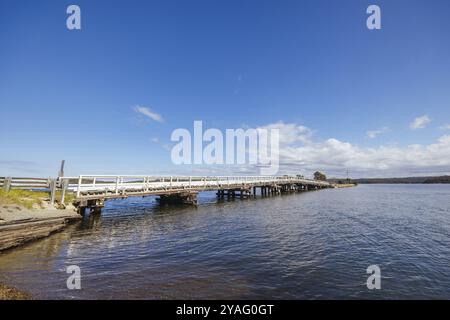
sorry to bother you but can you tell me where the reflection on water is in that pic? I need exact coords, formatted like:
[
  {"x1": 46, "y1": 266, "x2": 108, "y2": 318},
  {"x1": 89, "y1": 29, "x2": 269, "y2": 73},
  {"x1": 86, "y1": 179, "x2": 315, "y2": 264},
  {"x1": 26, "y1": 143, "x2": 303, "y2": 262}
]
[{"x1": 0, "y1": 185, "x2": 450, "y2": 299}]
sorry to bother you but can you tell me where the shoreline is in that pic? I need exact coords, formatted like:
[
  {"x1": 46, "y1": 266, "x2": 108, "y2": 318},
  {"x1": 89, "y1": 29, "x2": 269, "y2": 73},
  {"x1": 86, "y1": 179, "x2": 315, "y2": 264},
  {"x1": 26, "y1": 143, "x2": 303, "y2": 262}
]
[
  {"x1": 0, "y1": 204, "x2": 80, "y2": 300},
  {"x1": 332, "y1": 183, "x2": 357, "y2": 188}
]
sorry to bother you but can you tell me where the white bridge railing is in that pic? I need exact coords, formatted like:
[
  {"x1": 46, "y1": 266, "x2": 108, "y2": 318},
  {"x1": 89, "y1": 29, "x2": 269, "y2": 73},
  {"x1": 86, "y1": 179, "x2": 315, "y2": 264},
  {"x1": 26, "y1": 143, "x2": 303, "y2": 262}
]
[{"x1": 61, "y1": 175, "x2": 330, "y2": 198}]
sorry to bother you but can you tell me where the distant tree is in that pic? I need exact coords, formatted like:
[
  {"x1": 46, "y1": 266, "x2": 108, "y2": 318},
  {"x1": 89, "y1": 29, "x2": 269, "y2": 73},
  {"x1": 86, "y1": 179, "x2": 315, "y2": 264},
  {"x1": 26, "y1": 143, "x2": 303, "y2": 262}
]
[{"x1": 314, "y1": 171, "x2": 327, "y2": 181}]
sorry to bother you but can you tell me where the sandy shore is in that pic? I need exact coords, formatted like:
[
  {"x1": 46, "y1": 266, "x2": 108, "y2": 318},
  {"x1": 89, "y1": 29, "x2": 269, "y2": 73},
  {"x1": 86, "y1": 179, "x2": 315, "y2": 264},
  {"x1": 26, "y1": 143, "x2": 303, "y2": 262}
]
[
  {"x1": 0, "y1": 204, "x2": 81, "y2": 299},
  {"x1": 332, "y1": 183, "x2": 357, "y2": 188},
  {"x1": 0, "y1": 203, "x2": 80, "y2": 223},
  {"x1": 0, "y1": 199, "x2": 81, "y2": 300}
]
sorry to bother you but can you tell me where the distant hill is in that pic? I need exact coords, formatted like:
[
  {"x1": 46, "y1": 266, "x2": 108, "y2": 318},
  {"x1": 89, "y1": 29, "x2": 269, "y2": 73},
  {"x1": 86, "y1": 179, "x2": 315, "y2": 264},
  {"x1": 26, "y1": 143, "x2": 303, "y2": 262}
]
[{"x1": 347, "y1": 175, "x2": 450, "y2": 184}]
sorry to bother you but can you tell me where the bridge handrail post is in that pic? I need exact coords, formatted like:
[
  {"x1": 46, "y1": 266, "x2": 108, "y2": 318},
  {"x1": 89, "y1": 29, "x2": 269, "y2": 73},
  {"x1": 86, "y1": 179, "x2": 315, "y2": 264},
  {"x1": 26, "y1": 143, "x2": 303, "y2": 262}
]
[
  {"x1": 49, "y1": 179, "x2": 56, "y2": 205},
  {"x1": 115, "y1": 176, "x2": 119, "y2": 195},
  {"x1": 60, "y1": 179, "x2": 68, "y2": 205},
  {"x1": 2, "y1": 176, "x2": 12, "y2": 192},
  {"x1": 76, "y1": 175, "x2": 82, "y2": 198}
]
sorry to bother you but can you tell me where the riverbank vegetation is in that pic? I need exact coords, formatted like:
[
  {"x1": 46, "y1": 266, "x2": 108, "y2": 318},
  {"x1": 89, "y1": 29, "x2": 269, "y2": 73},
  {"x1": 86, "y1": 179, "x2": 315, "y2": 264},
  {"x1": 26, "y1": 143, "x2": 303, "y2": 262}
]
[
  {"x1": 0, "y1": 189, "x2": 74, "y2": 209},
  {"x1": 353, "y1": 175, "x2": 450, "y2": 184}
]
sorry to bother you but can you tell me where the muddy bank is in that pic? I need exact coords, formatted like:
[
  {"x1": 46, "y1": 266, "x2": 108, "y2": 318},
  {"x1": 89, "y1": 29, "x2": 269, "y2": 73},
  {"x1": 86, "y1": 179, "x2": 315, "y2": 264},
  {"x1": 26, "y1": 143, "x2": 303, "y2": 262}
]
[{"x1": 0, "y1": 204, "x2": 81, "y2": 252}]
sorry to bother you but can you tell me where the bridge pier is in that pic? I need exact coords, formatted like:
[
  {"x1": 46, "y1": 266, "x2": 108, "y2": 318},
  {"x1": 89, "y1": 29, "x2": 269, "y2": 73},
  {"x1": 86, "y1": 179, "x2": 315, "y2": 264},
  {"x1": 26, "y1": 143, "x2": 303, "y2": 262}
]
[
  {"x1": 261, "y1": 186, "x2": 266, "y2": 196},
  {"x1": 75, "y1": 198, "x2": 105, "y2": 215},
  {"x1": 216, "y1": 190, "x2": 225, "y2": 199},
  {"x1": 218, "y1": 188, "x2": 252, "y2": 199},
  {"x1": 273, "y1": 185, "x2": 281, "y2": 195},
  {"x1": 239, "y1": 188, "x2": 252, "y2": 199},
  {"x1": 158, "y1": 192, "x2": 198, "y2": 206}
]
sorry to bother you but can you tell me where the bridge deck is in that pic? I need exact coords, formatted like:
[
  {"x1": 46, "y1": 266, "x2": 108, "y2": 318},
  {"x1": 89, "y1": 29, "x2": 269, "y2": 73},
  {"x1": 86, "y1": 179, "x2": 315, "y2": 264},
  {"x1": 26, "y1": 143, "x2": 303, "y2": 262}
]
[{"x1": 62, "y1": 175, "x2": 330, "y2": 200}]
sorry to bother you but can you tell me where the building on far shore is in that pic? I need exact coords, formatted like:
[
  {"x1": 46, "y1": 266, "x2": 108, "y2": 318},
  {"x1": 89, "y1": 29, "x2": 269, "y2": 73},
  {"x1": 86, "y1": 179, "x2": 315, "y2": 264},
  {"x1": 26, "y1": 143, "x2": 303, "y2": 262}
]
[{"x1": 314, "y1": 171, "x2": 327, "y2": 181}]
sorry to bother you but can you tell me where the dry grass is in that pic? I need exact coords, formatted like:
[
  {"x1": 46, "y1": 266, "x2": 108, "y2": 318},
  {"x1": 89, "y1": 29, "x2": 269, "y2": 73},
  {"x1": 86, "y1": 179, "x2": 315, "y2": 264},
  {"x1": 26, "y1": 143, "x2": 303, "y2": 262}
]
[{"x1": 0, "y1": 189, "x2": 74, "y2": 209}]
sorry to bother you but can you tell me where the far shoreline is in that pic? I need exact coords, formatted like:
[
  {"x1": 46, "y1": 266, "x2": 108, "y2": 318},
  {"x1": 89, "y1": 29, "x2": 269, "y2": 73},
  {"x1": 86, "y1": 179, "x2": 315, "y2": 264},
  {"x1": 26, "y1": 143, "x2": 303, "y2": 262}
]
[{"x1": 331, "y1": 175, "x2": 450, "y2": 185}]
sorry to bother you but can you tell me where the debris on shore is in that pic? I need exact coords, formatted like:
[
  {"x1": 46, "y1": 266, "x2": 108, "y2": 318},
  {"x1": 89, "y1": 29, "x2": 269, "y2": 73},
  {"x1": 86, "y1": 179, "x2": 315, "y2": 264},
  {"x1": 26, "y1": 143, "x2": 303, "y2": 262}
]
[{"x1": 0, "y1": 284, "x2": 31, "y2": 300}]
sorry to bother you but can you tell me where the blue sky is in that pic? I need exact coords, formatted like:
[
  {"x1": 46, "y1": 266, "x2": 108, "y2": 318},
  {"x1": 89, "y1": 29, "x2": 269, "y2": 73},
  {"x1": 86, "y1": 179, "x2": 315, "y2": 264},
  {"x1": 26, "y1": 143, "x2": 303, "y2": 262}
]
[{"x1": 1, "y1": 0, "x2": 450, "y2": 178}]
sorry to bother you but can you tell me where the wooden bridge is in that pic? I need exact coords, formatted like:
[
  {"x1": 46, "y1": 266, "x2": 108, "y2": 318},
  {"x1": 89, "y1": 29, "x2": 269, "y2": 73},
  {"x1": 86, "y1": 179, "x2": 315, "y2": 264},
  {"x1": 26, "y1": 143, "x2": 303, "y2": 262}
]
[
  {"x1": 2, "y1": 175, "x2": 331, "y2": 214},
  {"x1": 59, "y1": 175, "x2": 331, "y2": 214}
]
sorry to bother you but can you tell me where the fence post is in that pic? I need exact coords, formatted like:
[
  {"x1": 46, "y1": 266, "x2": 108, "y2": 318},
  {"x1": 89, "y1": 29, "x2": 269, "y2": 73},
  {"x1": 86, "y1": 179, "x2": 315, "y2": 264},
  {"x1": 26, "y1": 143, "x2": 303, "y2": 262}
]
[
  {"x1": 76, "y1": 176, "x2": 82, "y2": 198},
  {"x1": 49, "y1": 179, "x2": 56, "y2": 205},
  {"x1": 3, "y1": 177, "x2": 12, "y2": 192},
  {"x1": 60, "y1": 179, "x2": 68, "y2": 204}
]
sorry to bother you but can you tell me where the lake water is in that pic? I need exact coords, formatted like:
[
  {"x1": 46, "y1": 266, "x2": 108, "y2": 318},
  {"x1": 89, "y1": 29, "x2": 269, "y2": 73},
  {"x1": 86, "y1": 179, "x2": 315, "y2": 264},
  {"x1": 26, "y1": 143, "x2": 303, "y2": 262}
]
[{"x1": 0, "y1": 184, "x2": 449, "y2": 299}]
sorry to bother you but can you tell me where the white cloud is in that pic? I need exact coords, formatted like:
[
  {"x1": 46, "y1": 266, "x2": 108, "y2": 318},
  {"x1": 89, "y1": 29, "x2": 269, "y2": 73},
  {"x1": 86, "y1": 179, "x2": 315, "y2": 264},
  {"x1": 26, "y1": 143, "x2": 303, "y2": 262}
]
[
  {"x1": 162, "y1": 120, "x2": 450, "y2": 178},
  {"x1": 133, "y1": 105, "x2": 164, "y2": 123},
  {"x1": 257, "y1": 121, "x2": 313, "y2": 145},
  {"x1": 366, "y1": 127, "x2": 390, "y2": 139},
  {"x1": 410, "y1": 115, "x2": 431, "y2": 130},
  {"x1": 151, "y1": 137, "x2": 159, "y2": 143},
  {"x1": 258, "y1": 122, "x2": 450, "y2": 177},
  {"x1": 438, "y1": 124, "x2": 450, "y2": 130}
]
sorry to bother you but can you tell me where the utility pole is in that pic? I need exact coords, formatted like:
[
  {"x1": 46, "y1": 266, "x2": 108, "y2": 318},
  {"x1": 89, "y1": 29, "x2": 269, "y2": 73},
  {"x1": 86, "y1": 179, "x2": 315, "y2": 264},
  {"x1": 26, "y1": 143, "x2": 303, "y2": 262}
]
[{"x1": 58, "y1": 160, "x2": 65, "y2": 178}]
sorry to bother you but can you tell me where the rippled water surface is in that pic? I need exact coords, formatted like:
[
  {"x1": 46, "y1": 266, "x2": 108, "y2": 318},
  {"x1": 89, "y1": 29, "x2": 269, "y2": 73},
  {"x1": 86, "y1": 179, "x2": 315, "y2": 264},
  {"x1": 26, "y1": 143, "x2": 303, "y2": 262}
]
[{"x1": 1, "y1": 184, "x2": 449, "y2": 299}]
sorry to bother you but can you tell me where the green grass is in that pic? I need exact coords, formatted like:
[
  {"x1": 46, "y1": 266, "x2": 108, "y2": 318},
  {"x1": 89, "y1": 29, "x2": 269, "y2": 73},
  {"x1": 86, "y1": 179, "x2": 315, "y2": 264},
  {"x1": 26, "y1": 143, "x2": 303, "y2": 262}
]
[{"x1": 0, "y1": 189, "x2": 75, "y2": 209}]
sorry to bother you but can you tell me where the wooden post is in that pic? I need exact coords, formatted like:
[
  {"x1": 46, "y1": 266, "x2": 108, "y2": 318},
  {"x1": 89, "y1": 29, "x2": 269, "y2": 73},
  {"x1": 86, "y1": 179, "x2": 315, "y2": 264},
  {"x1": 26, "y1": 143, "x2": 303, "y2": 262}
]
[
  {"x1": 49, "y1": 179, "x2": 56, "y2": 205},
  {"x1": 3, "y1": 177, "x2": 12, "y2": 192},
  {"x1": 60, "y1": 179, "x2": 68, "y2": 204},
  {"x1": 76, "y1": 176, "x2": 82, "y2": 198},
  {"x1": 58, "y1": 160, "x2": 65, "y2": 177}
]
